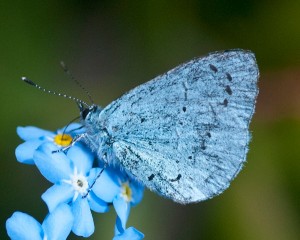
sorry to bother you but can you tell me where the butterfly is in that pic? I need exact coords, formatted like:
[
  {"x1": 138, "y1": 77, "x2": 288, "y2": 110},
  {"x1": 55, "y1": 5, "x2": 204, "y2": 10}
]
[
  {"x1": 77, "y1": 49, "x2": 259, "y2": 204},
  {"x1": 23, "y1": 49, "x2": 259, "y2": 204}
]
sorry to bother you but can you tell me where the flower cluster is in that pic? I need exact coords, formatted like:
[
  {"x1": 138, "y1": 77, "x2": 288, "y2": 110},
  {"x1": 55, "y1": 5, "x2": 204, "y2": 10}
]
[{"x1": 6, "y1": 124, "x2": 144, "y2": 239}]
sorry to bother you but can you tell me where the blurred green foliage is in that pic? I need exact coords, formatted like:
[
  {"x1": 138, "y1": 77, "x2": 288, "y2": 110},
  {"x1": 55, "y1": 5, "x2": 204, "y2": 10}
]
[{"x1": 0, "y1": 0, "x2": 299, "y2": 239}]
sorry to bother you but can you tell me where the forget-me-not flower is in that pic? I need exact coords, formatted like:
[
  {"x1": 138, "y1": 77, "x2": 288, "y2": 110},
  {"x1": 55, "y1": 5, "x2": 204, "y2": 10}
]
[
  {"x1": 92, "y1": 167, "x2": 144, "y2": 231},
  {"x1": 33, "y1": 142, "x2": 110, "y2": 237},
  {"x1": 9, "y1": 124, "x2": 145, "y2": 239},
  {"x1": 15, "y1": 123, "x2": 84, "y2": 164},
  {"x1": 6, "y1": 203, "x2": 73, "y2": 240}
]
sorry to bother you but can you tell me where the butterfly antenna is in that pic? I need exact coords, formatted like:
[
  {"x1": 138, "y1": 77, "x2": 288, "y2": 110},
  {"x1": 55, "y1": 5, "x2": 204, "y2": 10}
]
[
  {"x1": 21, "y1": 77, "x2": 90, "y2": 108},
  {"x1": 62, "y1": 116, "x2": 81, "y2": 136},
  {"x1": 60, "y1": 61, "x2": 94, "y2": 105}
]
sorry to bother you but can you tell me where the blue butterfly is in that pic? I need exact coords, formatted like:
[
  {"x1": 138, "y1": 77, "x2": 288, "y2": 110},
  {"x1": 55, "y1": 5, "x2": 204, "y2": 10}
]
[{"x1": 24, "y1": 49, "x2": 259, "y2": 204}]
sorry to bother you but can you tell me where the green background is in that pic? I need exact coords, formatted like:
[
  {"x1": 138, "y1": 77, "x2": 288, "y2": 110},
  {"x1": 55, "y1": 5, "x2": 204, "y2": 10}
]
[{"x1": 1, "y1": 1, "x2": 299, "y2": 239}]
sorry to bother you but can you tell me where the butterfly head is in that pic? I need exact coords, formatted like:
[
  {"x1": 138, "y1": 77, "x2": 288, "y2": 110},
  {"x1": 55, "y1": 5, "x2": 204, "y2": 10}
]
[{"x1": 77, "y1": 102, "x2": 98, "y2": 120}]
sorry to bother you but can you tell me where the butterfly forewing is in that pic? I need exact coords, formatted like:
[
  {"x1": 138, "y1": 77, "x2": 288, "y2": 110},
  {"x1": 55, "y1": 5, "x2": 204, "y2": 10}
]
[{"x1": 96, "y1": 50, "x2": 259, "y2": 203}]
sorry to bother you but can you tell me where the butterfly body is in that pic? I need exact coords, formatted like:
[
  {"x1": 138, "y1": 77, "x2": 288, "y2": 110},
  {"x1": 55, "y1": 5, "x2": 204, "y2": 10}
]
[{"x1": 82, "y1": 49, "x2": 259, "y2": 204}]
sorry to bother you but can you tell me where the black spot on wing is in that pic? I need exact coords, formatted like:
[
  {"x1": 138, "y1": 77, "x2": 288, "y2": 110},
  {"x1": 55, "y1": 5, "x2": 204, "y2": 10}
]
[
  {"x1": 226, "y1": 72, "x2": 232, "y2": 81},
  {"x1": 225, "y1": 85, "x2": 232, "y2": 95},
  {"x1": 148, "y1": 174, "x2": 155, "y2": 181},
  {"x1": 223, "y1": 98, "x2": 228, "y2": 107},
  {"x1": 209, "y1": 64, "x2": 218, "y2": 73},
  {"x1": 170, "y1": 174, "x2": 182, "y2": 182}
]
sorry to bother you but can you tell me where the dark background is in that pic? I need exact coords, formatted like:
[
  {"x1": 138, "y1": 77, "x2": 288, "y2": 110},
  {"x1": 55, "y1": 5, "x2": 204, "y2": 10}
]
[{"x1": 1, "y1": 1, "x2": 299, "y2": 239}]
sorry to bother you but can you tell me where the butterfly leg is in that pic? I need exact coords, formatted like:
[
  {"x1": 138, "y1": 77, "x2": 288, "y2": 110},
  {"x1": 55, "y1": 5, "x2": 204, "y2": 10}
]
[{"x1": 82, "y1": 162, "x2": 108, "y2": 198}]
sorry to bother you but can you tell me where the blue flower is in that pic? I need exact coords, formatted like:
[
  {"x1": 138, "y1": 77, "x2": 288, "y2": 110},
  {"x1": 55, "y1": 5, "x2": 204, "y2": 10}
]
[
  {"x1": 92, "y1": 167, "x2": 144, "y2": 231},
  {"x1": 12, "y1": 124, "x2": 145, "y2": 239},
  {"x1": 15, "y1": 123, "x2": 84, "y2": 164},
  {"x1": 6, "y1": 203, "x2": 73, "y2": 240},
  {"x1": 33, "y1": 142, "x2": 109, "y2": 237}
]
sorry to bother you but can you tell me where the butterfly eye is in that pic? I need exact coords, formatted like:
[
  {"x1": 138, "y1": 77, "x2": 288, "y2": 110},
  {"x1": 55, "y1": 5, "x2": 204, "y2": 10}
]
[
  {"x1": 81, "y1": 108, "x2": 90, "y2": 119},
  {"x1": 81, "y1": 105, "x2": 97, "y2": 119}
]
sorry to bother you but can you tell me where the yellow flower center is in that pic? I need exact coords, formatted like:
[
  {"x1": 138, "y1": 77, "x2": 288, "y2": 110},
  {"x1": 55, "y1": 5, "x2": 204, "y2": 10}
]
[
  {"x1": 54, "y1": 134, "x2": 73, "y2": 147},
  {"x1": 121, "y1": 182, "x2": 132, "y2": 202}
]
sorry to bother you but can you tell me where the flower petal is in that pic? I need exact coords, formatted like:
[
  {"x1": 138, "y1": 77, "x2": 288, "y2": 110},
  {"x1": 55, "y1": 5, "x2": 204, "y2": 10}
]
[
  {"x1": 130, "y1": 180, "x2": 144, "y2": 206},
  {"x1": 91, "y1": 168, "x2": 120, "y2": 203},
  {"x1": 17, "y1": 126, "x2": 54, "y2": 141},
  {"x1": 42, "y1": 183, "x2": 74, "y2": 212},
  {"x1": 72, "y1": 197, "x2": 94, "y2": 237},
  {"x1": 113, "y1": 195, "x2": 131, "y2": 230},
  {"x1": 15, "y1": 139, "x2": 44, "y2": 164},
  {"x1": 6, "y1": 212, "x2": 43, "y2": 240},
  {"x1": 113, "y1": 226, "x2": 144, "y2": 240},
  {"x1": 114, "y1": 215, "x2": 124, "y2": 235},
  {"x1": 33, "y1": 143, "x2": 73, "y2": 183},
  {"x1": 67, "y1": 145, "x2": 94, "y2": 175},
  {"x1": 42, "y1": 203, "x2": 73, "y2": 240},
  {"x1": 88, "y1": 191, "x2": 109, "y2": 213}
]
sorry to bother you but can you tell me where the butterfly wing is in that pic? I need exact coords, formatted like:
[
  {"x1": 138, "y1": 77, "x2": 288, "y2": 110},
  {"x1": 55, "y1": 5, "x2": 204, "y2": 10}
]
[{"x1": 99, "y1": 50, "x2": 259, "y2": 203}]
